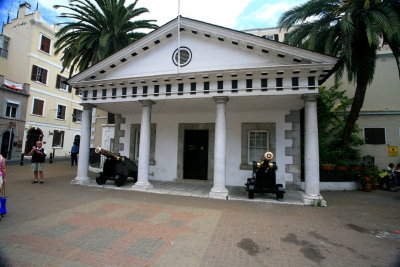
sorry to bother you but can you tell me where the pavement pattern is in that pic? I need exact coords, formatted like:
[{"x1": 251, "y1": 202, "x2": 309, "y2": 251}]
[
  {"x1": 0, "y1": 161, "x2": 399, "y2": 266},
  {"x1": 1, "y1": 198, "x2": 220, "y2": 267}
]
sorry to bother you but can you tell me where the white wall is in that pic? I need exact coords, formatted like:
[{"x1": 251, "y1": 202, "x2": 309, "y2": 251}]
[
  {"x1": 101, "y1": 34, "x2": 284, "y2": 80},
  {"x1": 119, "y1": 108, "x2": 293, "y2": 186}
]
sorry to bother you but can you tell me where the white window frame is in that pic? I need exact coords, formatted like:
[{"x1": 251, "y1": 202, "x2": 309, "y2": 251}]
[
  {"x1": 5, "y1": 102, "x2": 18, "y2": 118},
  {"x1": 31, "y1": 97, "x2": 45, "y2": 116},
  {"x1": 56, "y1": 104, "x2": 67, "y2": 120},
  {"x1": 39, "y1": 33, "x2": 52, "y2": 55},
  {"x1": 247, "y1": 130, "x2": 269, "y2": 164},
  {"x1": 3, "y1": 99, "x2": 20, "y2": 119}
]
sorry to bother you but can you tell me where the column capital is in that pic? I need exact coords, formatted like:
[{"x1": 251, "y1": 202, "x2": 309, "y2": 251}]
[
  {"x1": 80, "y1": 103, "x2": 95, "y2": 110},
  {"x1": 139, "y1": 100, "x2": 155, "y2": 107},
  {"x1": 302, "y1": 94, "x2": 319, "y2": 102},
  {"x1": 213, "y1": 96, "x2": 229, "y2": 104}
]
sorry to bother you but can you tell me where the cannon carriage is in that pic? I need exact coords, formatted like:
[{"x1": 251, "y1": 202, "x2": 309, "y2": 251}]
[
  {"x1": 95, "y1": 147, "x2": 138, "y2": 187},
  {"x1": 245, "y1": 152, "x2": 285, "y2": 200}
]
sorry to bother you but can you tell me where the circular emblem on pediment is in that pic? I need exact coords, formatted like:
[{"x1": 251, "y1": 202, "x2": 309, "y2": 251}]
[{"x1": 172, "y1": 46, "x2": 192, "y2": 67}]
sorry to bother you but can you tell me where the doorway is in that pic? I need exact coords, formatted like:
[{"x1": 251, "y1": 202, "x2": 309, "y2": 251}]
[
  {"x1": 24, "y1": 128, "x2": 43, "y2": 154},
  {"x1": 1, "y1": 131, "x2": 14, "y2": 158},
  {"x1": 183, "y1": 130, "x2": 209, "y2": 180}
]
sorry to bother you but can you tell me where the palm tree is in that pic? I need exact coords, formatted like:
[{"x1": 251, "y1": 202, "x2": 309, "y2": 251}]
[
  {"x1": 54, "y1": 0, "x2": 158, "y2": 75},
  {"x1": 279, "y1": 0, "x2": 400, "y2": 151}
]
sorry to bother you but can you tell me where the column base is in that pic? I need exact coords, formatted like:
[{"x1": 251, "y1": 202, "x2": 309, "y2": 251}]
[
  {"x1": 300, "y1": 192, "x2": 327, "y2": 207},
  {"x1": 72, "y1": 177, "x2": 92, "y2": 185},
  {"x1": 132, "y1": 181, "x2": 153, "y2": 191},
  {"x1": 209, "y1": 187, "x2": 229, "y2": 200}
]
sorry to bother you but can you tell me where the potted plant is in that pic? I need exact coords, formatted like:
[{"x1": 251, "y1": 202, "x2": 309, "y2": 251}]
[
  {"x1": 359, "y1": 176, "x2": 372, "y2": 192},
  {"x1": 363, "y1": 165, "x2": 380, "y2": 190},
  {"x1": 371, "y1": 176, "x2": 380, "y2": 190}
]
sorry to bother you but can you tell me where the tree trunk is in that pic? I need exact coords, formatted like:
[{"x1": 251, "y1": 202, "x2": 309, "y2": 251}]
[{"x1": 341, "y1": 68, "x2": 369, "y2": 149}]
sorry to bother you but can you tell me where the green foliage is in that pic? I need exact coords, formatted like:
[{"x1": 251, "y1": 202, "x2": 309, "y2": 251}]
[
  {"x1": 357, "y1": 165, "x2": 380, "y2": 184},
  {"x1": 279, "y1": 0, "x2": 400, "y2": 148},
  {"x1": 318, "y1": 83, "x2": 363, "y2": 165},
  {"x1": 312, "y1": 198, "x2": 325, "y2": 207},
  {"x1": 54, "y1": 0, "x2": 159, "y2": 75}
]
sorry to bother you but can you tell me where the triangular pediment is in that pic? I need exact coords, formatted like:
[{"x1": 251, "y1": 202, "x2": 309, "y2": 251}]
[{"x1": 68, "y1": 17, "x2": 338, "y2": 86}]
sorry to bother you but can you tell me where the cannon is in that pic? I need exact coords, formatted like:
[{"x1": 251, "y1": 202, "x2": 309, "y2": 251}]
[
  {"x1": 95, "y1": 147, "x2": 138, "y2": 187},
  {"x1": 245, "y1": 152, "x2": 285, "y2": 200}
]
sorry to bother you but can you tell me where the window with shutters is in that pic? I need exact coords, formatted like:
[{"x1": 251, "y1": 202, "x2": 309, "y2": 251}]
[
  {"x1": 56, "y1": 104, "x2": 66, "y2": 120},
  {"x1": 31, "y1": 65, "x2": 48, "y2": 84},
  {"x1": 72, "y1": 109, "x2": 82, "y2": 122},
  {"x1": 32, "y1": 98, "x2": 44, "y2": 116},
  {"x1": 39, "y1": 34, "x2": 51, "y2": 54},
  {"x1": 364, "y1": 128, "x2": 386, "y2": 144},
  {"x1": 56, "y1": 74, "x2": 69, "y2": 91},
  {"x1": 52, "y1": 130, "x2": 65, "y2": 148}
]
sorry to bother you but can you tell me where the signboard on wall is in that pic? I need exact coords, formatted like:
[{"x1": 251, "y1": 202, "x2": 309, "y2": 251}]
[{"x1": 388, "y1": 146, "x2": 398, "y2": 157}]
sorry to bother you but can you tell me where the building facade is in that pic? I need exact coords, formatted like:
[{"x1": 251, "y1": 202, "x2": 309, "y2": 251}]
[
  {"x1": 69, "y1": 17, "x2": 338, "y2": 203},
  {"x1": 0, "y1": 3, "x2": 82, "y2": 157},
  {"x1": 244, "y1": 27, "x2": 400, "y2": 169},
  {"x1": 0, "y1": 75, "x2": 29, "y2": 158}
]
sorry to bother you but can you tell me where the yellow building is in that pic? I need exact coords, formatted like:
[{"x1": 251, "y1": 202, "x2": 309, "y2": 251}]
[
  {"x1": 244, "y1": 27, "x2": 400, "y2": 169},
  {"x1": 0, "y1": 3, "x2": 83, "y2": 158}
]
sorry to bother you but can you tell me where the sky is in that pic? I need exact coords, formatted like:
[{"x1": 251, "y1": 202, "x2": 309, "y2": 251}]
[{"x1": 0, "y1": 0, "x2": 307, "y2": 31}]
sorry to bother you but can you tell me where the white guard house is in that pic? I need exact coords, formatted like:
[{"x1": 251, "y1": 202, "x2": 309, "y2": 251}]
[{"x1": 68, "y1": 17, "x2": 339, "y2": 204}]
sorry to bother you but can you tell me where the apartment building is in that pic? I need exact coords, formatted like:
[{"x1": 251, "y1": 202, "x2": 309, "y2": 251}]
[{"x1": 0, "y1": 3, "x2": 83, "y2": 157}]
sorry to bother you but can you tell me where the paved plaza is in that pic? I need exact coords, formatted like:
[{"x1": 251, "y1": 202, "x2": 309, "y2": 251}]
[{"x1": 0, "y1": 161, "x2": 399, "y2": 266}]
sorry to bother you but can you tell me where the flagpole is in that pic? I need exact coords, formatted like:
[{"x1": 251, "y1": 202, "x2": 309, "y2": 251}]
[{"x1": 177, "y1": 0, "x2": 181, "y2": 74}]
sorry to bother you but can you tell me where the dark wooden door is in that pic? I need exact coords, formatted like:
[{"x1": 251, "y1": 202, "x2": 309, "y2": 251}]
[{"x1": 184, "y1": 130, "x2": 208, "y2": 180}]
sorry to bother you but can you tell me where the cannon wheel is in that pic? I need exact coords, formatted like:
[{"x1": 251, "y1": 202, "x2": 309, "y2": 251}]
[
  {"x1": 248, "y1": 189, "x2": 254, "y2": 199},
  {"x1": 276, "y1": 191, "x2": 284, "y2": 200},
  {"x1": 114, "y1": 174, "x2": 126, "y2": 187},
  {"x1": 276, "y1": 184, "x2": 284, "y2": 200},
  {"x1": 96, "y1": 173, "x2": 107, "y2": 185}
]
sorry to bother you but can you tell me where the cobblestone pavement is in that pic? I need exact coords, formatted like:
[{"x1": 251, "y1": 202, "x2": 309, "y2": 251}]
[{"x1": 0, "y1": 161, "x2": 399, "y2": 266}]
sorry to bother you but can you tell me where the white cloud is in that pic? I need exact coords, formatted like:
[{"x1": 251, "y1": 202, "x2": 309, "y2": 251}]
[{"x1": 238, "y1": 2, "x2": 298, "y2": 29}]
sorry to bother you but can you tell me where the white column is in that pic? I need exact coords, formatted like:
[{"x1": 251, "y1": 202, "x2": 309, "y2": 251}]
[
  {"x1": 302, "y1": 94, "x2": 323, "y2": 203},
  {"x1": 132, "y1": 100, "x2": 154, "y2": 190},
  {"x1": 209, "y1": 96, "x2": 229, "y2": 199},
  {"x1": 74, "y1": 104, "x2": 93, "y2": 183}
]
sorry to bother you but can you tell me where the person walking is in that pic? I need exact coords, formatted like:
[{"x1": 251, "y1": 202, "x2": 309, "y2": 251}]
[
  {"x1": 0, "y1": 153, "x2": 6, "y2": 218},
  {"x1": 0, "y1": 153, "x2": 6, "y2": 191},
  {"x1": 71, "y1": 143, "x2": 79, "y2": 166},
  {"x1": 28, "y1": 141, "x2": 46, "y2": 184}
]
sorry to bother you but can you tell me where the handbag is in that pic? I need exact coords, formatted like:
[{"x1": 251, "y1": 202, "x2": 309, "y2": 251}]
[{"x1": 0, "y1": 182, "x2": 6, "y2": 215}]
